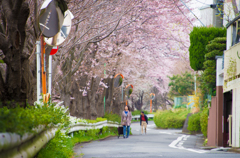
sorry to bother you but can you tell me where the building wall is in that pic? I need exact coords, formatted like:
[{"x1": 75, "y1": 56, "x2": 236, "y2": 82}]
[
  {"x1": 224, "y1": 38, "x2": 240, "y2": 147},
  {"x1": 232, "y1": 88, "x2": 240, "y2": 147},
  {"x1": 199, "y1": 6, "x2": 215, "y2": 26},
  {"x1": 227, "y1": 26, "x2": 232, "y2": 50},
  {"x1": 208, "y1": 97, "x2": 217, "y2": 146}
]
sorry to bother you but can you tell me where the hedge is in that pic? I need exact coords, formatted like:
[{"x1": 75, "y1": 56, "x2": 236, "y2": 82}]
[
  {"x1": 202, "y1": 37, "x2": 226, "y2": 93},
  {"x1": 188, "y1": 113, "x2": 201, "y2": 133},
  {"x1": 0, "y1": 103, "x2": 70, "y2": 136},
  {"x1": 154, "y1": 109, "x2": 189, "y2": 129},
  {"x1": 200, "y1": 108, "x2": 209, "y2": 137},
  {"x1": 189, "y1": 27, "x2": 226, "y2": 71},
  {"x1": 131, "y1": 110, "x2": 149, "y2": 116},
  {"x1": 103, "y1": 112, "x2": 121, "y2": 123},
  {"x1": 205, "y1": 50, "x2": 222, "y2": 60}
]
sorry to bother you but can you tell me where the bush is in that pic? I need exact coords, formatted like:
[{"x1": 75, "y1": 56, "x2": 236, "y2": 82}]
[
  {"x1": 131, "y1": 110, "x2": 149, "y2": 116},
  {"x1": 189, "y1": 27, "x2": 226, "y2": 71},
  {"x1": 200, "y1": 108, "x2": 209, "y2": 137},
  {"x1": 37, "y1": 127, "x2": 118, "y2": 158},
  {"x1": 0, "y1": 103, "x2": 70, "y2": 136},
  {"x1": 188, "y1": 113, "x2": 201, "y2": 133},
  {"x1": 103, "y1": 112, "x2": 121, "y2": 124},
  {"x1": 154, "y1": 109, "x2": 189, "y2": 129}
]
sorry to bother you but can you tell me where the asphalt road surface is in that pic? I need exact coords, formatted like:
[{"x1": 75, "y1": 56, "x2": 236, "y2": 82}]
[{"x1": 74, "y1": 121, "x2": 240, "y2": 158}]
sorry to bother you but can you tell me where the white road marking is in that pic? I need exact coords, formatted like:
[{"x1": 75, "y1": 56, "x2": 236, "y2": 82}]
[
  {"x1": 169, "y1": 135, "x2": 207, "y2": 154},
  {"x1": 159, "y1": 131, "x2": 172, "y2": 135}
]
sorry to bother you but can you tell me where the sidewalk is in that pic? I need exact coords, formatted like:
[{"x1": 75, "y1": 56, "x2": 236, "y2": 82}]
[{"x1": 194, "y1": 134, "x2": 240, "y2": 154}]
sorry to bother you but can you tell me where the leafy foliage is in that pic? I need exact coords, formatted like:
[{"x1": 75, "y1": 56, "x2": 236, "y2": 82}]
[
  {"x1": 200, "y1": 108, "x2": 209, "y2": 137},
  {"x1": 37, "y1": 127, "x2": 118, "y2": 158},
  {"x1": 168, "y1": 72, "x2": 194, "y2": 97},
  {"x1": 103, "y1": 112, "x2": 121, "y2": 124},
  {"x1": 131, "y1": 110, "x2": 149, "y2": 116},
  {"x1": 202, "y1": 37, "x2": 226, "y2": 95},
  {"x1": 154, "y1": 109, "x2": 190, "y2": 129},
  {"x1": 0, "y1": 103, "x2": 70, "y2": 136},
  {"x1": 187, "y1": 113, "x2": 201, "y2": 133},
  {"x1": 189, "y1": 27, "x2": 226, "y2": 71}
]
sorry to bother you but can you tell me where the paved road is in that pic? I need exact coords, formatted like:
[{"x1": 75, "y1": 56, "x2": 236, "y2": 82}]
[{"x1": 74, "y1": 121, "x2": 240, "y2": 158}]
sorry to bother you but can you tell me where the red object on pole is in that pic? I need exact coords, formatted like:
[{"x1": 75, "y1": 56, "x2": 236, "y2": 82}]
[
  {"x1": 50, "y1": 46, "x2": 58, "y2": 55},
  {"x1": 150, "y1": 99, "x2": 152, "y2": 113},
  {"x1": 41, "y1": 36, "x2": 47, "y2": 94}
]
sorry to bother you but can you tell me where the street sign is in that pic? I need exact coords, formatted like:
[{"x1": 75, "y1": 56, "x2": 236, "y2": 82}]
[
  {"x1": 50, "y1": 46, "x2": 58, "y2": 55},
  {"x1": 39, "y1": 0, "x2": 66, "y2": 37},
  {"x1": 44, "y1": 10, "x2": 72, "y2": 46}
]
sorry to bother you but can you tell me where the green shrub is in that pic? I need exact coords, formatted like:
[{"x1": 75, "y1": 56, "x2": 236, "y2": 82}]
[
  {"x1": 200, "y1": 108, "x2": 209, "y2": 137},
  {"x1": 188, "y1": 113, "x2": 201, "y2": 133},
  {"x1": 205, "y1": 50, "x2": 222, "y2": 60},
  {"x1": 103, "y1": 112, "x2": 121, "y2": 124},
  {"x1": 202, "y1": 37, "x2": 226, "y2": 94},
  {"x1": 154, "y1": 109, "x2": 189, "y2": 129},
  {"x1": 203, "y1": 60, "x2": 216, "y2": 69},
  {"x1": 0, "y1": 103, "x2": 70, "y2": 136},
  {"x1": 189, "y1": 27, "x2": 226, "y2": 71},
  {"x1": 174, "y1": 104, "x2": 187, "y2": 109},
  {"x1": 37, "y1": 127, "x2": 118, "y2": 158},
  {"x1": 132, "y1": 110, "x2": 149, "y2": 116}
]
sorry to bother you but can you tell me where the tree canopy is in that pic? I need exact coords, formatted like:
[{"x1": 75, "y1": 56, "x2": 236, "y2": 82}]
[{"x1": 168, "y1": 72, "x2": 194, "y2": 97}]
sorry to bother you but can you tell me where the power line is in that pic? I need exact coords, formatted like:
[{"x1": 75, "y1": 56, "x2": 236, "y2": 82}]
[
  {"x1": 195, "y1": 0, "x2": 211, "y2": 5},
  {"x1": 180, "y1": 0, "x2": 206, "y2": 27}
]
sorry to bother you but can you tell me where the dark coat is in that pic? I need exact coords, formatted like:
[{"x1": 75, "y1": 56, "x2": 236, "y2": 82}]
[{"x1": 140, "y1": 114, "x2": 148, "y2": 125}]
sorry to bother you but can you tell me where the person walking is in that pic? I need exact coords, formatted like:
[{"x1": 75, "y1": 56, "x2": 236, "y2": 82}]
[
  {"x1": 140, "y1": 111, "x2": 148, "y2": 134},
  {"x1": 121, "y1": 105, "x2": 132, "y2": 138}
]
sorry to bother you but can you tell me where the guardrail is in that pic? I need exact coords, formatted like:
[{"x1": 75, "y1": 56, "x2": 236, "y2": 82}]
[
  {"x1": 132, "y1": 114, "x2": 154, "y2": 120},
  {"x1": 0, "y1": 119, "x2": 119, "y2": 158}
]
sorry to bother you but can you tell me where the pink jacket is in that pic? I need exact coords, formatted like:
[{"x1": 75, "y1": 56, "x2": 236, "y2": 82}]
[{"x1": 121, "y1": 111, "x2": 132, "y2": 126}]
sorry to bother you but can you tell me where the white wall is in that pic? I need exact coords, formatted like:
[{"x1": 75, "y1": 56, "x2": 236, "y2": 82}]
[
  {"x1": 199, "y1": 6, "x2": 215, "y2": 26},
  {"x1": 232, "y1": 88, "x2": 240, "y2": 147},
  {"x1": 216, "y1": 57, "x2": 223, "y2": 86},
  {"x1": 227, "y1": 26, "x2": 232, "y2": 50}
]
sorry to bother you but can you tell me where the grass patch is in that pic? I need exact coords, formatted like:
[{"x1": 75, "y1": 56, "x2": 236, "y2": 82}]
[
  {"x1": 154, "y1": 109, "x2": 190, "y2": 129},
  {"x1": 37, "y1": 126, "x2": 118, "y2": 158}
]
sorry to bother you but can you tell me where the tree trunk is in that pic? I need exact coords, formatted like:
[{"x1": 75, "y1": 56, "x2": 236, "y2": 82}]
[{"x1": 0, "y1": 1, "x2": 30, "y2": 107}]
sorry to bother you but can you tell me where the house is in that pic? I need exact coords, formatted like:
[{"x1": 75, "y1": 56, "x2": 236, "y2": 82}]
[{"x1": 222, "y1": 15, "x2": 240, "y2": 147}]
